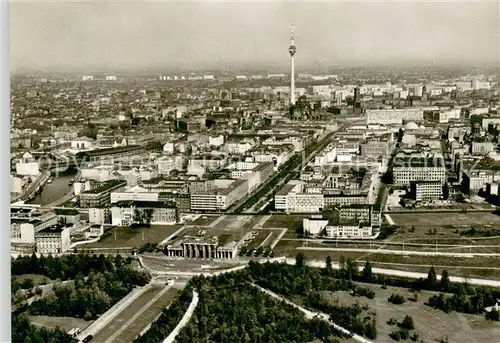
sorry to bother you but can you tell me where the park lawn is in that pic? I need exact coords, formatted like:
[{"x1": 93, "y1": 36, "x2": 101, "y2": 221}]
[
  {"x1": 29, "y1": 315, "x2": 92, "y2": 333},
  {"x1": 319, "y1": 284, "x2": 499, "y2": 343},
  {"x1": 85, "y1": 224, "x2": 184, "y2": 248}
]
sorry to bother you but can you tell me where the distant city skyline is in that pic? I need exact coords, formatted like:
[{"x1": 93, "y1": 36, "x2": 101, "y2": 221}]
[{"x1": 11, "y1": 1, "x2": 500, "y2": 74}]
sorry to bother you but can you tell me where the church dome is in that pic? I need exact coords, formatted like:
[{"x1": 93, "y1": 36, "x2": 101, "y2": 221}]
[{"x1": 404, "y1": 122, "x2": 419, "y2": 130}]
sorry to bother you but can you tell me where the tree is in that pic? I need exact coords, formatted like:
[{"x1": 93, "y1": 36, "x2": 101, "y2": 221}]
[
  {"x1": 295, "y1": 252, "x2": 306, "y2": 268},
  {"x1": 362, "y1": 261, "x2": 373, "y2": 281},
  {"x1": 325, "y1": 256, "x2": 333, "y2": 275},
  {"x1": 486, "y1": 309, "x2": 500, "y2": 321},
  {"x1": 427, "y1": 266, "x2": 437, "y2": 288},
  {"x1": 440, "y1": 270, "x2": 450, "y2": 291},
  {"x1": 365, "y1": 319, "x2": 377, "y2": 339},
  {"x1": 400, "y1": 315, "x2": 415, "y2": 330}
]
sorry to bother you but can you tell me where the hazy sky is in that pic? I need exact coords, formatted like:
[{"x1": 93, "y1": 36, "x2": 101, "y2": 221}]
[{"x1": 11, "y1": 1, "x2": 500, "y2": 73}]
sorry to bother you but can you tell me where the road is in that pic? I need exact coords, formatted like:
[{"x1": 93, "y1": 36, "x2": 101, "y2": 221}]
[
  {"x1": 137, "y1": 254, "x2": 500, "y2": 287},
  {"x1": 243, "y1": 122, "x2": 350, "y2": 213}
]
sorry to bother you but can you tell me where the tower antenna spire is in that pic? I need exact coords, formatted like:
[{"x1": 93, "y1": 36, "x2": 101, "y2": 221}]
[{"x1": 288, "y1": 23, "x2": 297, "y2": 106}]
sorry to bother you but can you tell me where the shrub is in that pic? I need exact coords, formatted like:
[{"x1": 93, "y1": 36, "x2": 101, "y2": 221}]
[
  {"x1": 388, "y1": 293, "x2": 406, "y2": 305},
  {"x1": 399, "y1": 315, "x2": 415, "y2": 330}
]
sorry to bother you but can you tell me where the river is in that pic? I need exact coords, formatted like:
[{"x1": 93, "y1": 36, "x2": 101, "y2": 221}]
[{"x1": 27, "y1": 170, "x2": 76, "y2": 206}]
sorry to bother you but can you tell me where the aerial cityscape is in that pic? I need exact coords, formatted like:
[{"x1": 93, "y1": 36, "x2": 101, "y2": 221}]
[{"x1": 10, "y1": 2, "x2": 500, "y2": 343}]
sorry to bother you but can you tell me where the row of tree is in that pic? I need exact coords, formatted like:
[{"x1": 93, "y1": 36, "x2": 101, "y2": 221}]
[{"x1": 427, "y1": 290, "x2": 500, "y2": 319}]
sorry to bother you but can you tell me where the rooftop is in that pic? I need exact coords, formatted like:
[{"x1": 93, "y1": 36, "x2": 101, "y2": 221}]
[
  {"x1": 81, "y1": 180, "x2": 126, "y2": 194},
  {"x1": 112, "y1": 200, "x2": 177, "y2": 209}
]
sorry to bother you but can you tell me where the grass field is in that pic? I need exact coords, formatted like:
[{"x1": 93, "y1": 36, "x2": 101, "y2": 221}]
[
  {"x1": 320, "y1": 284, "x2": 499, "y2": 343},
  {"x1": 263, "y1": 214, "x2": 308, "y2": 231},
  {"x1": 91, "y1": 285, "x2": 164, "y2": 342},
  {"x1": 112, "y1": 286, "x2": 181, "y2": 343},
  {"x1": 85, "y1": 225, "x2": 184, "y2": 248},
  {"x1": 29, "y1": 315, "x2": 92, "y2": 333}
]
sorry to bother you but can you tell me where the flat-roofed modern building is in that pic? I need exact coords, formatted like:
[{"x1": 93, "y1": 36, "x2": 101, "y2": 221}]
[
  {"x1": 410, "y1": 181, "x2": 443, "y2": 201},
  {"x1": 79, "y1": 180, "x2": 127, "y2": 208},
  {"x1": 392, "y1": 151, "x2": 445, "y2": 186},
  {"x1": 339, "y1": 204, "x2": 381, "y2": 227},
  {"x1": 110, "y1": 200, "x2": 179, "y2": 226},
  {"x1": 366, "y1": 108, "x2": 423, "y2": 125},
  {"x1": 275, "y1": 181, "x2": 324, "y2": 213}
]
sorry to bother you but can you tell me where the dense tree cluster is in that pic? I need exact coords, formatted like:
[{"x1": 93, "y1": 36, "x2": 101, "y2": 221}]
[
  {"x1": 245, "y1": 259, "x2": 374, "y2": 300},
  {"x1": 12, "y1": 253, "x2": 150, "y2": 320},
  {"x1": 12, "y1": 253, "x2": 133, "y2": 281},
  {"x1": 28, "y1": 266, "x2": 150, "y2": 320},
  {"x1": 12, "y1": 314, "x2": 76, "y2": 343},
  {"x1": 245, "y1": 259, "x2": 377, "y2": 339},
  {"x1": 178, "y1": 273, "x2": 346, "y2": 343},
  {"x1": 138, "y1": 273, "x2": 346, "y2": 343},
  {"x1": 427, "y1": 286, "x2": 500, "y2": 318}
]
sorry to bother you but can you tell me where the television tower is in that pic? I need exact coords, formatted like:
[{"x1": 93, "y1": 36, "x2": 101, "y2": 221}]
[{"x1": 288, "y1": 23, "x2": 297, "y2": 105}]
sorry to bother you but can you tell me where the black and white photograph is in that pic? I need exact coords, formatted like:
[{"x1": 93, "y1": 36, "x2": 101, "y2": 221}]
[{"x1": 7, "y1": 1, "x2": 500, "y2": 343}]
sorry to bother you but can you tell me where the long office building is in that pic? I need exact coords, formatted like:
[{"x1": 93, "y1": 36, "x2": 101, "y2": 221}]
[
  {"x1": 366, "y1": 108, "x2": 423, "y2": 125},
  {"x1": 392, "y1": 151, "x2": 446, "y2": 186}
]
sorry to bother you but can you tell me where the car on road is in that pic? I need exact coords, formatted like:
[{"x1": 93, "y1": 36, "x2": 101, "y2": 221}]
[{"x1": 82, "y1": 335, "x2": 93, "y2": 343}]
